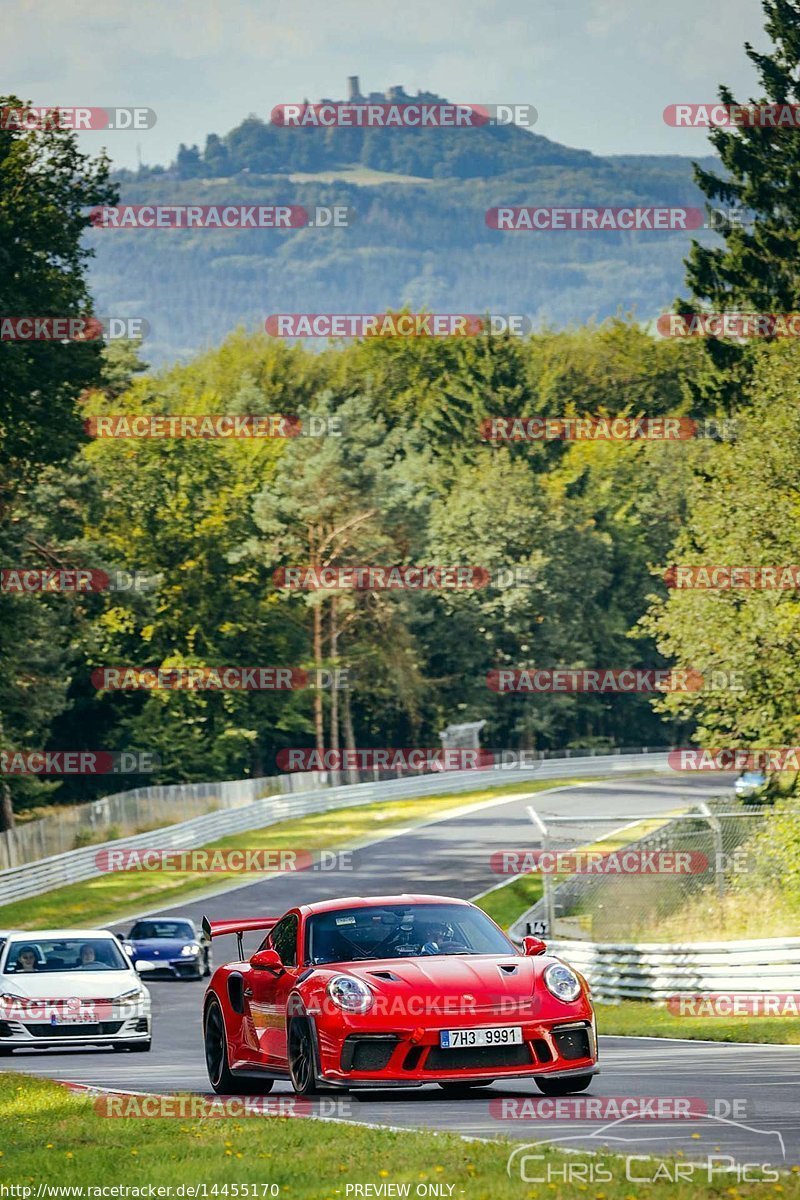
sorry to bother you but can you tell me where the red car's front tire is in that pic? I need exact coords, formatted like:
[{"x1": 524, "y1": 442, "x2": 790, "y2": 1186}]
[
  {"x1": 288, "y1": 1017, "x2": 321, "y2": 1095},
  {"x1": 535, "y1": 1073, "x2": 593, "y2": 1096}
]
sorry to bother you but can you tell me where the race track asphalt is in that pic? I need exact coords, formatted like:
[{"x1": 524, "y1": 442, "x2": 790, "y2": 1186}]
[{"x1": 3, "y1": 773, "x2": 797, "y2": 1172}]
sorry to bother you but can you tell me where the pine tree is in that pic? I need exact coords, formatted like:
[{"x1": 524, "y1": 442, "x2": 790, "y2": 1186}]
[{"x1": 681, "y1": 0, "x2": 800, "y2": 388}]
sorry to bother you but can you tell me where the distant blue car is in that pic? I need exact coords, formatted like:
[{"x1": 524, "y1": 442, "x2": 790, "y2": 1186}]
[
  {"x1": 122, "y1": 918, "x2": 211, "y2": 980},
  {"x1": 733, "y1": 771, "x2": 768, "y2": 802}
]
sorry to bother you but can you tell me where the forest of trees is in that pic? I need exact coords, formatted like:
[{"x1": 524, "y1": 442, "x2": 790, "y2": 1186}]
[{"x1": 3, "y1": 0, "x2": 800, "y2": 825}]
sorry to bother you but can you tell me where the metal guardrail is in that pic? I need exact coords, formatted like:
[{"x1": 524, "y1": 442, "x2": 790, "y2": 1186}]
[
  {"x1": 0, "y1": 770, "x2": 330, "y2": 870},
  {"x1": 541, "y1": 937, "x2": 800, "y2": 1002},
  {"x1": 0, "y1": 745, "x2": 670, "y2": 870},
  {"x1": 0, "y1": 749, "x2": 669, "y2": 906}
]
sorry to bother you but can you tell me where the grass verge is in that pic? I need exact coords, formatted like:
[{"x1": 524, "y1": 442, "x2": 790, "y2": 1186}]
[
  {"x1": 474, "y1": 871, "x2": 545, "y2": 930},
  {"x1": 596, "y1": 1000, "x2": 800, "y2": 1045},
  {"x1": 626, "y1": 885, "x2": 800, "y2": 942},
  {"x1": 1, "y1": 1074, "x2": 796, "y2": 1198},
  {"x1": 0, "y1": 778, "x2": 594, "y2": 931}
]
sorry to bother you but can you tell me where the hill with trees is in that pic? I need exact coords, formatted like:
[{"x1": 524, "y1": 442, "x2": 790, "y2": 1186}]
[{"x1": 92, "y1": 91, "x2": 722, "y2": 364}]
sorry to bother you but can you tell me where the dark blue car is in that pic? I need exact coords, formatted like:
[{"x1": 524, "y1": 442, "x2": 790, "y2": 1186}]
[{"x1": 122, "y1": 918, "x2": 211, "y2": 980}]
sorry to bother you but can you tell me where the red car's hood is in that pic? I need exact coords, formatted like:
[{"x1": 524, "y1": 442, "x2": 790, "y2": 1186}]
[{"x1": 335, "y1": 954, "x2": 544, "y2": 1013}]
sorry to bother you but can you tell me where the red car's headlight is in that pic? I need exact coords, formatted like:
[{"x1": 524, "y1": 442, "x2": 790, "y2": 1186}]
[
  {"x1": 327, "y1": 975, "x2": 374, "y2": 1013},
  {"x1": 543, "y1": 962, "x2": 582, "y2": 1003}
]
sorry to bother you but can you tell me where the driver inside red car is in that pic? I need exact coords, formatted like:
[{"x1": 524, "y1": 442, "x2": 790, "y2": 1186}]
[{"x1": 416, "y1": 919, "x2": 467, "y2": 955}]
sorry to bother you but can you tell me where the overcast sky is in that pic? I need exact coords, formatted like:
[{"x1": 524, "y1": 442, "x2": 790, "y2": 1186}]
[{"x1": 4, "y1": 0, "x2": 769, "y2": 170}]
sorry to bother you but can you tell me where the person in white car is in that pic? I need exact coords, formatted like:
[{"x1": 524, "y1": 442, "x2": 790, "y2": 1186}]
[
  {"x1": 15, "y1": 946, "x2": 38, "y2": 973},
  {"x1": 0, "y1": 929, "x2": 152, "y2": 1055}
]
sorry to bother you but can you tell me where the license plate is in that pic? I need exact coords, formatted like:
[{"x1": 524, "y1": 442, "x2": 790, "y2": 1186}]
[
  {"x1": 51, "y1": 1014, "x2": 96, "y2": 1025},
  {"x1": 439, "y1": 1026, "x2": 523, "y2": 1049}
]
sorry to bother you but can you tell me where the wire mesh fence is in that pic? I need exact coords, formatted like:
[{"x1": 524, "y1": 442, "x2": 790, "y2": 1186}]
[
  {"x1": 513, "y1": 795, "x2": 787, "y2": 942},
  {"x1": 0, "y1": 772, "x2": 329, "y2": 869}
]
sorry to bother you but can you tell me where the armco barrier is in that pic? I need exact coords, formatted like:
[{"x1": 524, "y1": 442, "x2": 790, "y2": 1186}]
[
  {"x1": 0, "y1": 770, "x2": 329, "y2": 870},
  {"x1": 0, "y1": 750, "x2": 669, "y2": 906},
  {"x1": 541, "y1": 936, "x2": 800, "y2": 1002}
]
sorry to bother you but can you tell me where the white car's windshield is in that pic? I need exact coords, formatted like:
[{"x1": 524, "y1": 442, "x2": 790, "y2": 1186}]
[
  {"x1": 4, "y1": 938, "x2": 130, "y2": 973},
  {"x1": 305, "y1": 903, "x2": 514, "y2": 965}
]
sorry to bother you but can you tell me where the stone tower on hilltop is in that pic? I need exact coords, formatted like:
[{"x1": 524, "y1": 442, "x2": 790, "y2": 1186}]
[{"x1": 344, "y1": 77, "x2": 442, "y2": 105}]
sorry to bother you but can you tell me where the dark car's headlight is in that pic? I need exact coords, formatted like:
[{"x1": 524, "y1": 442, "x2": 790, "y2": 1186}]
[
  {"x1": 543, "y1": 962, "x2": 582, "y2": 1003},
  {"x1": 327, "y1": 976, "x2": 374, "y2": 1013},
  {"x1": 180, "y1": 943, "x2": 201, "y2": 957}
]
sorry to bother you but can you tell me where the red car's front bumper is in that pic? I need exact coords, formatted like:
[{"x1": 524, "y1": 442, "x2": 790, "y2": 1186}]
[{"x1": 313, "y1": 1015, "x2": 598, "y2": 1088}]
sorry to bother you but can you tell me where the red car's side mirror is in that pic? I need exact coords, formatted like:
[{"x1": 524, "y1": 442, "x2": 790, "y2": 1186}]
[
  {"x1": 522, "y1": 935, "x2": 547, "y2": 956},
  {"x1": 250, "y1": 949, "x2": 283, "y2": 973}
]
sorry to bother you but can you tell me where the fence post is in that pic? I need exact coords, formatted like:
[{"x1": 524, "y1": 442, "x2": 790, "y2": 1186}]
[
  {"x1": 2, "y1": 829, "x2": 15, "y2": 869},
  {"x1": 527, "y1": 806, "x2": 554, "y2": 937},
  {"x1": 698, "y1": 800, "x2": 725, "y2": 900}
]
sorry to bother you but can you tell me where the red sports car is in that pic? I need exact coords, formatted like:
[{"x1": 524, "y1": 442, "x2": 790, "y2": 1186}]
[{"x1": 201, "y1": 893, "x2": 598, "y2": 1096}]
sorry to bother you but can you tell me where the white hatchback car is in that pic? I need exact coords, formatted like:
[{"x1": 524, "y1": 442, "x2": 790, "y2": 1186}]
[{"x1": 0, "y1": 929, "x2": 151, "y2": 1053}]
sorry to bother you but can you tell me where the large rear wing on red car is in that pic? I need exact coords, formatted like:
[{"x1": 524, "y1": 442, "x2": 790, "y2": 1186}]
[{"x1": 202, "y1": 916, "x2": 279, "y2": 960}]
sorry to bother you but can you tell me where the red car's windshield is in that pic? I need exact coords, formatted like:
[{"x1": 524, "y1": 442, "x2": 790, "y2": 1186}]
[{"x1": 305, "y1": 903, "x2": 514, "y2": 965}]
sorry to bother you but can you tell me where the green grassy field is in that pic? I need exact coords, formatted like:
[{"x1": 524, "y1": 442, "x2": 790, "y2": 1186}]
[
  {"x1": 474, "y1": 871, "x2": 545, "y2": 930},
  {"x1": 596, "y1": 1000, "x2": 800, "y2": 1044},
  {"x1": 0, "y1": 778, "x2": 594, "y2": 931},
  {"x1": 287, "y1": 165, "x2": 432, "y2": 185},
  {"x1": 627, "y1": 885, "x2": 800, "y2": 942},
  {"x1": 1, "y1": 1074, "x2": 796, "y2": 1199}
]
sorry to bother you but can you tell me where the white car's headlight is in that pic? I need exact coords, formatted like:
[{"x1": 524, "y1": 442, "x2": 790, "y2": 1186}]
[
  {"x1": 181, "y1": 943, "x2": 200, "y2": 956},
  {"x1": 327, "y1": 975, "x2": 374, "y2": 1013},
  {"x1": 116, "y1": 987, "x2": 146, "y2": 1002},
  {"x1": 543, "y1": 963, "x2": 582, "y2": 1003}
]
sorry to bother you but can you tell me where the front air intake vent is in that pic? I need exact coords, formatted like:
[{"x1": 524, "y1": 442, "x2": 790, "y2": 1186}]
[
  {"x1": 553, "y1": 1025, "x2": 592, "y2": 1061},
  {"x1": 341, "y1": 1034, "x2": 398, "y2": 1072},
  {"x1": 425, "y1": 1043, "x2": 533, "y2": 1071}
]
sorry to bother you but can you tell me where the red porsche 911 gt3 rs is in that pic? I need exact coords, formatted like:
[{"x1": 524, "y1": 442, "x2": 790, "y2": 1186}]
[{"x1": 201, "y1": 894, "x2": 598, "y2": 1096}]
